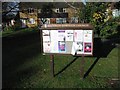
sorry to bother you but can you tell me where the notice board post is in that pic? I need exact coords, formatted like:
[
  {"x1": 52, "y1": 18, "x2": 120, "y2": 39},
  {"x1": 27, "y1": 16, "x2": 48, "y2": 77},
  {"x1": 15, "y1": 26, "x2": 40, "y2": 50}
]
[
  {"x1": 80, "y1": 55, "x2": 85, "y2": 78},
  {"x1": 41, "y1": 24, "x2": 93, "y2": 78},
  {"x1": 50, "y1": 55, "x2": 54, "y2": 77}
]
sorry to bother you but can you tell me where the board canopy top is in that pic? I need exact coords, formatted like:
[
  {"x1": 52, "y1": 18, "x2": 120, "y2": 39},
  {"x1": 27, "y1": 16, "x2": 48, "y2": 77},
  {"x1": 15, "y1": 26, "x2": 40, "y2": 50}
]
[{"x1": 41, "y1": 23, "x2": 93, "y2": 30}]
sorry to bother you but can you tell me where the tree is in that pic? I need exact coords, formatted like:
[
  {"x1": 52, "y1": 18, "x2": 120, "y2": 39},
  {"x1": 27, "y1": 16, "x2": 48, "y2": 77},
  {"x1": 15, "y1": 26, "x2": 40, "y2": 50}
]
[
  {"x1": 2, "y1": 2, "x2": 20, "y2": 22},
  {"x1": 40, "y1": 3, "x2": 54, "y2": 24},
  {"x1": 2, "y1": 1, "x2": 21, "y2": 31},
  {"x1": 41, "y1": 3, "x2": 54, "y2": 18},
  {"x1": 78, "y1": 2, "x2": 119, "y2": 38},
  {"x1": 114, "y1": 1, "x2": 120, "y2": 10}
]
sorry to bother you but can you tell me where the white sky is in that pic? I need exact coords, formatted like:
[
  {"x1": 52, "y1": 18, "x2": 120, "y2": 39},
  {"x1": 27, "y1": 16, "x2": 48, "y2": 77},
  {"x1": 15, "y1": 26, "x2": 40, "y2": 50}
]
[{"x1": 1, "y1": 0, "x2": 119, "y2": 2}]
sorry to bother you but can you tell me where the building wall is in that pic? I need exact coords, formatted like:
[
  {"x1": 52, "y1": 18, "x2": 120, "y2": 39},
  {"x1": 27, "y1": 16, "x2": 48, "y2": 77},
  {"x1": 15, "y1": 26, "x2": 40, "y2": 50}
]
[
  {"x1": 67, "y1": 8, "x2": 78, "y2": 17},
  {"x1": 19, "y1": 9, "x2": 38, "y2": 28},
  {"x1": 66, "y1": 8, "x2": 78, "y2": 23},
  {"x1": 19, "y1": 7, "x2": 79, "y2": 27}
]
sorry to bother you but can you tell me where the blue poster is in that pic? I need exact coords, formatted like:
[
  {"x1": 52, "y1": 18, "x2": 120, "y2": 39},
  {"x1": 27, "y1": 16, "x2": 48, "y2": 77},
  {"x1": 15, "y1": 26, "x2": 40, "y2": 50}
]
[{"x1": 58, "y1": 41, "x2": 66, "y2": 52}]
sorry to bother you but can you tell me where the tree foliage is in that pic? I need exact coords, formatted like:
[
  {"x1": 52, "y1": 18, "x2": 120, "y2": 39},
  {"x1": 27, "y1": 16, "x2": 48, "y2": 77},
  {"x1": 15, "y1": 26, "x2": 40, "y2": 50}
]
[
  {"x1": 41, "y1": 3, "x2": 54, "y2": 18},
  {"x1": 114, "y1": 1, "x2": 120, "y2": 10},
  {"x1": 78, "y1": 2, "x2": 119, "y2": 38}
]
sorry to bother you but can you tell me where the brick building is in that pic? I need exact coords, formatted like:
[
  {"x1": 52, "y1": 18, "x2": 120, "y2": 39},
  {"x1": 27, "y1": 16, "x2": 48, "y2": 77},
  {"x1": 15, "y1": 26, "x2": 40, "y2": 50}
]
[{"x1": 19, "y1": 2, "x2": 81, "y2": 28}]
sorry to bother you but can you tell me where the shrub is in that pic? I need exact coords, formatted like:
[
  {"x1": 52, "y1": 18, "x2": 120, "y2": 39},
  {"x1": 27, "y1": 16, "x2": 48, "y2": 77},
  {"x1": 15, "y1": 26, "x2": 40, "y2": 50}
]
[
  {"x1": 100, "y1": 21, "x2": 118, "y2": 38},
  {"x1": 3, "y1": 26, "x2": 14, "y2": 31},
  {"x1": 78, "y1": 2, "x2": 119, "y2": 38}
]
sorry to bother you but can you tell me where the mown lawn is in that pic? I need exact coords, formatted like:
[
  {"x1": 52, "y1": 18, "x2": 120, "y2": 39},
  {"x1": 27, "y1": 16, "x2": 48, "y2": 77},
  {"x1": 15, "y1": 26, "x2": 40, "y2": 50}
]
[{"x1": 2, "y1": 28, "x2": 120, "y2": 88}]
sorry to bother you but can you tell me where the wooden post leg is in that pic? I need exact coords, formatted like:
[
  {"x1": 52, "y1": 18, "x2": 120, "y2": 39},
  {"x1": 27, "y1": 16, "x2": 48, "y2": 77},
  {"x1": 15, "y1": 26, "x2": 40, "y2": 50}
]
[
  {"x1": 80, "y1": 55, "x2": 85, "y2": 79},
  {"x1": 50, "y1": 55, "x2": 54, "y2": 77}
]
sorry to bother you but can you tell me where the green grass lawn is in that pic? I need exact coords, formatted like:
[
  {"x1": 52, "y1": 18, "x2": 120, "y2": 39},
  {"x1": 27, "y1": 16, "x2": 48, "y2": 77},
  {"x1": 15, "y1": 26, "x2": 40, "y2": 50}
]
[{"x1": 2, "y1": 28, "x2": 120, "y2": 88}]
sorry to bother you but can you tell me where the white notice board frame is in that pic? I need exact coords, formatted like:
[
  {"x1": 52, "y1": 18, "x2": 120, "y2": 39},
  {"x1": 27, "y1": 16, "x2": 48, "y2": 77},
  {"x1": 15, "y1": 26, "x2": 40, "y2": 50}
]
[{"x1": 41, "y1": 24, "x2": 94, "y2": 56}]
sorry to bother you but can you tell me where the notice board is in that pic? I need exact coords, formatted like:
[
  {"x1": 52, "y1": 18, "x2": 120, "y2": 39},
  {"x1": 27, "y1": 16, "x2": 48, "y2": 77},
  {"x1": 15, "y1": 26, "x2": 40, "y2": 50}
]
[{"x1": 41, "y1": 24, "x2": 93, "y2": 56}]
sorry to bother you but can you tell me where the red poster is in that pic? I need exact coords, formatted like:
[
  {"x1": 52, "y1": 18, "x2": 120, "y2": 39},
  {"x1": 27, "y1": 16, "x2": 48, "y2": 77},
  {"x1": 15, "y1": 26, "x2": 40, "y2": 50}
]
[{"x1": 84, "y1": 43, "x2": 92, "y2": 53}]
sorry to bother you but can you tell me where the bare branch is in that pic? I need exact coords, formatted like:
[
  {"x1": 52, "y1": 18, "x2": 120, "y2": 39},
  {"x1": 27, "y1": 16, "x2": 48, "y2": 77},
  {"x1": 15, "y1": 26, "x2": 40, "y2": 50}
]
[
  {"x1": 3, "y1": 2, "x2": 19, "y2": 16},
  {"x1": 64, "y1": 0, "x2": 78, "y2": 10}
]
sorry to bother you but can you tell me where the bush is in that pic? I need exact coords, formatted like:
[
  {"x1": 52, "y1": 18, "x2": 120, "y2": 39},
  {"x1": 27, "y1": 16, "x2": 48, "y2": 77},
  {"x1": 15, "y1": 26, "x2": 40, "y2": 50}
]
[
  {"x1": 100, "y1": 21, "x2": 118, "y2": 38},
  {"x1": 89, "y1": 3, "x2": 119, "y2": 38},
  {"x1": 12, "y1": 21, "x2": 21, "y2": 31},
  {"x1": 3, "y1": 26, "x2": 14, "y2": 31},
  {"x1": 91, "y1": 19, "x2": 119, "y2": 39},
  {"x1": 79, "y1": 2, "x2": 119, "y2": 39}
]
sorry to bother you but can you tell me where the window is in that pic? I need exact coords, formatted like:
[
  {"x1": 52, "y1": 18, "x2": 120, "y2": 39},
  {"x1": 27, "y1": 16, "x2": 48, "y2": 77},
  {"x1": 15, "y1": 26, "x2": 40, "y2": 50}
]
[
  {"x1": 38, "y1": 9, "x2": 41, "y2": 13},
  {"x1": 56, "y1": 18, "x2": 66, "y2": 24},
  {"x1": 62, "y1": 18, "x2": 66, "y2": 23},
  {"x1": 55, "y1": 8, "x2": 67, "y2": 13},
  {"x1": 71, "y1": 17, "x2": 79, "y2": 23},
  {"x1": 56, "y1": 18, "x2": 60, "y2": 24},
  {"x1": 21, "y1": 19, "x2": 27, "y2": 28},
  {"x1": 63, "y1": 8, "x2": 66, "y2": 13},
  {"x1": 28, "y1": 18, "x2": 35, "y2": 24},
  {"x1": 28, "y1": 8, "x2": 34, "y2": 13},
  {"x1": 46, "y1": 18, "x2": 50, "y2": 24},
  {"x1": 112, "y1": 9, "x2": 120, "y2": 17},
  {"x1": 56, "y1": 8, "x2": 59, "y2": 13}
]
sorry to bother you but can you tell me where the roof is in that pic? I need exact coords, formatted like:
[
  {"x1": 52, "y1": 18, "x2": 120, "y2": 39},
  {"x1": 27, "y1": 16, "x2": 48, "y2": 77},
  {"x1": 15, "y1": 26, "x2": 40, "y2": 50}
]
[
  {"x1": 19, "y1": 2, "x2": 82, "y2": 9},
  {"x1": 38, "y1": 13, "x2": 68, "y2": 18}
]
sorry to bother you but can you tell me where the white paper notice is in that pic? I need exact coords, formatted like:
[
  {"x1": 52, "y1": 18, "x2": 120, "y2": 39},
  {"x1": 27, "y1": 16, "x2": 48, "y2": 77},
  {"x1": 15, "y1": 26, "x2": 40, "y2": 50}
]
[
  {"x1": 66, "y1": 30, "x2": 74, "y2": 41},
  {"x1": 51, "y1": 41, "x2": 59, "y2": 53},
  {"x1": 84, "y1": 30, "x2": 92, "y2": 42},
  {"x1": 76, "y1": 42, "x2": 84, "y2": 54},
  {"x1": 71, "y1": 42, "x2": 84, "y2": 55},
  {"x1": 51, "y1": 30, "x2": 58, "y2": 41},
  {"x1": 43, "y1": 36, "x2": 50, "y2": 41},
  {"x1": 43, "y1": 30, "x2": 50, "y2": 41},
  {"x1": 43, "y1": 41, "x2": 51, "y2": 53},
  {"x1": 58, "y1": 30, "x2": 66, "y2": 41},
  {"x1": 71, "y1": 42, "x2": 76, "y2": 55},
  {"x1": 74, "y1": 30, "x2": 84, "y2": 42},
  {"x1": 43, "y1": 30, "x2": 50, "y2": 36}
]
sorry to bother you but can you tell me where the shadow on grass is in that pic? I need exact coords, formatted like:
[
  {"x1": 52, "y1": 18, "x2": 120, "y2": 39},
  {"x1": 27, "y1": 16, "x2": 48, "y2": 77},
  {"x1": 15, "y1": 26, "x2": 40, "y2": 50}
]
[
  {"x1": 2, "y1": 30, "x2": 42, "y2": 88},
  {"x1": 83, "y1": 57, "x2": 100, "y2": 79},
  {"x1": 54, "y1": 37, "x2": 119, "y2": 78},
  {"x1": 93, "y1": 37, "x2": 116, "y2": 58},
  {"x1": 54, "y1": 56, "x2": 79, "y2": 77},
  {"x1": 83, "y1": 37, "x2": 119, "y2": 78}
]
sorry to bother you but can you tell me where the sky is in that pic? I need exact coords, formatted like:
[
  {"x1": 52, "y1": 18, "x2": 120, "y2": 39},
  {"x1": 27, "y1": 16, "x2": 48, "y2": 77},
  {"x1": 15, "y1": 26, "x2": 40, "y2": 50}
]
[{"x1": 1, "y1": 0, "x2": 119, "y2": 2}]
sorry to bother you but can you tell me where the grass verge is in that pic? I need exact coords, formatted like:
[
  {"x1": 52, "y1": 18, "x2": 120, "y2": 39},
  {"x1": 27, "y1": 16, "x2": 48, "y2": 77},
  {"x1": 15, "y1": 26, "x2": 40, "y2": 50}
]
[{"x1": 2, "y1": 28, "x2": 119, "y2": 88}]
